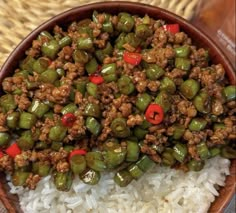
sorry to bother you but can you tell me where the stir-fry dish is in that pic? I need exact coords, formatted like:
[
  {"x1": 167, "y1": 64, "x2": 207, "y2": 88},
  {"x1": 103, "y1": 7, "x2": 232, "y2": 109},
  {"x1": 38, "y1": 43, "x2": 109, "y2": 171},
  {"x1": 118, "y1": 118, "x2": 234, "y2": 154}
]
[{"x1": 0, "y1": 11, "x2": 235, "y2": 191}]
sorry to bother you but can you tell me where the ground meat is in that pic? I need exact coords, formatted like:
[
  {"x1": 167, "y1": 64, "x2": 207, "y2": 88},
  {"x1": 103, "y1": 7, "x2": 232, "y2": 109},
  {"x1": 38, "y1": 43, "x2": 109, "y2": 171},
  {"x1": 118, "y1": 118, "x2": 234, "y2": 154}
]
[
  {"x1": 174, "y1": 32, "x2": 188, "y2": 44},
  {"x1": 98, "y1": 126, "x2": 111, "y2": 142},
  {"x1": 188, "y1": 145, "x2": 200, "y2": 160},
  {"x1": 14, "y1": 151, "x2": 32, "y2": 167},
  {"x1": 0, "y1": 113, "x2": 7, "y2": 132},
  {"x1": 54, "y1": 104, "x2": 63, "y2": 114},
  {"x1": 152, "y1": 28, "x2": 168, "y2": 48},
  {"x1": 177, "y1": 100, "x2": 197, "y2": 118},
  {"x1": 147, "y1": 80, "x2": 160, "y2": 92},
  {"x1": 0, "y1": 155, "x2": 13, "y2": 173},
  {"x1": 167, "y1": 68, "x2": 186, "y2": 79},
  {"x1": 58, "y1": 46, "x2": 73, "y2": 61},
  {"x1": 34, "y1": 83, "x2": 54, "y2": 101},
  {"x1": 127, "y1": 114, "x2": 143, "y2": 127},
  {"x1": 132, "y1": 71, "x2": 148, "y2": 93},
  {"x1": 123, "y1": 43, "x2": 136, "y2": 52},
  {"x1": 39, "y1": 118, "x2": 56, "y2": 142},
  {"x1": 66, "y1": 116, "x2": 86, "y2": 141},
  {"x1": 25, "y1": 174, "x2": 41, "y2": 190},
  {"x1": 212, "y1": 99, "x2": 224, "y2": 115},
  {"x1": 184, "y1": 129, "x2": 207, "y2": 145},
  {"x1": 50, "y1": 149, "x2": 68, "y2": 165},
  {"x1": 119, "y1": 103, "x2": 132, "y2": 118},
  {"x1": 51, "y1": 84, "x2": 71, "y2": 104},
  {"x1": 14, "y1": 94, "x2": 31, "y2": 110},
  {"x1": 56, "y1": 161, "x2": 70, "y2": 173}
]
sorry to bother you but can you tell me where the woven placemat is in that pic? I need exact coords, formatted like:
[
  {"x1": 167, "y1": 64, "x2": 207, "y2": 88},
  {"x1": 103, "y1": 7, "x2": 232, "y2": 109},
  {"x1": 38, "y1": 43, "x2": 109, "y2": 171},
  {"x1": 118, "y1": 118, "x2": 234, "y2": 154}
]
[{"x1": 0, "y1": 0, "x2": 199, "y2": 67}]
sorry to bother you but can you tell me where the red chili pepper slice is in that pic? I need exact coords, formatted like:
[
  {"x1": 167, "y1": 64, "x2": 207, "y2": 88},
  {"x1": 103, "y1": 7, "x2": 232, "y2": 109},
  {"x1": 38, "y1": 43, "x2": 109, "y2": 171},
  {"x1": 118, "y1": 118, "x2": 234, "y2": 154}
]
[
  {"x1": 6, "y1": 143, "x2": 21, "y2": 158},
  {"x1": 0, "y1": 151, "x2": 4, "y2": 159},
  {"x1": 89, "y1": 74, "x2": 104, "y2": 85},
  {"x1": 69, "y1": 149, "x2": 87, "y2": 160},
  {"x1": 163, "y1": 24, "x2": 180, "y2": 34},
  {"x1": 61, "y1": 113, "x2": 76, "y2": 127},
  {"x1": 123, "y1": 51, "x2": 142, "y2": 66},
  {"x1": 145, "y1": 104, "x2": 164, "y2": 125}
]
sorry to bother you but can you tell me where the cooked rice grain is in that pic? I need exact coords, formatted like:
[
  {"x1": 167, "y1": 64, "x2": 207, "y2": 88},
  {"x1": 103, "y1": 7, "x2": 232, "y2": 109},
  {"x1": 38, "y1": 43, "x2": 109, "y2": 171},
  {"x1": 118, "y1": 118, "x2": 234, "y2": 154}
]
[{"x1": 8, "y1": 156, "x2": 230, "y2": 213}]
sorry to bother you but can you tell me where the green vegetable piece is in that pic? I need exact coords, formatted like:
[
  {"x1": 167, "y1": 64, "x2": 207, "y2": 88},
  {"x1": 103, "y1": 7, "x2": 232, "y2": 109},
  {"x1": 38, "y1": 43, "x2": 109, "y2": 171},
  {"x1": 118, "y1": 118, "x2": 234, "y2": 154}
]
[
  {"x1": 135, "y1": 93, "x2": 152, "y2": 112},
  {"x1": 223, "y1": 85, "x2": 236, "y2": 101},
  {"x1": 86, "y1": 117, "x2": 101, "y2": 136},
  {"x1": 210, "y1": 147, "x2": 221, "y2": 157},
  {"x1": 101, "y1": 63, "x2": 117, "y2": 82},
  {"x1": 19, "y1": 56, "x2": 36, "y2": 73},
  {"x1": 79, "y1": 168, "x2": 100, "y2": 185},
  {"x1": 139, "y1": 120, "x2": 152, "y2": 129},
  {"x1": 56, "y1": 68, "x2": 65, "y2": 77},
  {"x1": 86, "y1": 82, "x2": 98, "y2": 98},
  {"x1": 85, "y1": 58, "x2": 98, "y2": 74},
  {"x1": 13, "y1": 70, "x2": 29, "y2": 78},
  {"x1": 75, "y1": 80, "x2": 87, "y2": 96},
  {"x1": 180, "y1": 79, "x2": 200, "y2": 100},
  {"x1": 115, "y1": 32, "x2": 126, "y2": 50},
  {"x1": 187, "y1": 159, "x2": 204, "y2": 171},
  {"x1": 117, "y1": 12, "x2": 135, "y2": 33},
  {"x1": 6, "y1": 112, "x2": 20, "y2": 129},
  {"x1": 193, "y1": 91, "x2": 211, "y2": 114},
  {"x1": 49, "y1": 125, "x2": 67, "y2": 141},
  {"x1": 51, "y1": 141, "x2": 63, "y2": 151},
  {"x1": 162, "y1": 149, "x2": 176, "y2": 166},
  {"x1": 0, "y1": 94, "x2": 17, "y2": 112},
  {"x1": 154, "y1": 91, "x2": 171, "y2": 113},
  {"x1": 70, "y1": 155, "x2": 86, "y2": 174},
  {"x1": 114, "y1": 169, "x2": 133, "y2": 187},
  {"x1": 61, "y1": 103, "x2": 77, "y2": 115},
  {"x1": 173, "y1": 143, "x2": 187, "y2": 162},
  {"x1": 38, "y1": 31, "x2": 54, "y2": 41},
  {"x1": 126, "y1": 141, "x2": 140, "y2": 162},
  {"x1": 135, "y1": 24, "x2": 152, "y2": 39},
  {"x1": 59, "y1": 36, "x2": 72, "y2": 48},
  {"x1": 189, "y1": 118, "x2": 207, "y2": 131},
  {"x1": 111, "y1": 118, "x2": 130, "y2": 138},
  {"x1": 35, "y1": 141, "x2": 48, "y2": 150},
  {"x1": 33, "y1": 162, "x2": 51, "y2": 177},
  {"x1": 125, "y1": 33, "x2": 141, "y2": 48},
  {"x1": 77, "y1": 37, "x2": 93, "y2": 50},
  {"x1": 175, "y1": 57, "x2": 191, "y2": 71},
  {"x1": 127, "y1": 164, "x2": 144, "y2": 180},
  {"x1": 0, "y1": 132, "x2": 11, "y2": 148},
  {"x1": 103, "y1": 146, "x2": 126, "y2": 169},
  {"x1": 84, "y1": 103, "x2": 101, "y2": 118},
  {"x1": 95, "y1": 42, "x2": 113, "y2": 63},
  {"x1": 172, "y1": 124, "x2": 185, "y2": 140},
  {"x1": 85, "y1": 152, "x2": 106, "y2": 172},
  {"x1": 160, "y1": 77, "x2": 176, "y2": 94},
  {"x1": 136, "y1": 155, "x2": 155, "y2": 172},
  {"x1": 146, "y1": 64, "x2": 165, "y2": 80},
  {"x1": 28, "y1": 100, "x2": 50, "y2": 118},
  {"x1": 33, "y1": 57, "x2": 51, "y2": 74},
  {"x1": 134, "y1": 127, "x2": 148, "y2": 140},
  {"x1": 213, "y1": 123, "x2": 225, "y2": 131},
  {"x1": 174, "y1": 45, "x2": 191, "y2": 58},
  {"x1": 17, "y1": 130, "x2": 34, "y2": 150},
  {"x1": 221, "y1": 146, "x2": 236, "y2": 159},
  {"x1": 102, "y1": 13, "x2": 113, "y2": 33},
  {"x1": 197, "y1": 142, "x2": 210, "y2": 160},
  {"x1": 73, "y1": 49, "x2": 89, "y2": 64},
  {"x1": 19, "y1": 112, "x2": 37, "y2": 129},
  {"x1": 12, "y1": 171, "x2": 30, "y2": 186},
  {"x1": 39, "y1": 69, "x2": 59, "y2": 84},
  {"x1": 63, "y1": 145, "x2": 75, "y2": 153},
  {"x1": 118, "y1": 75, "x2": 135, "y2": 95},
  {"x1": 54, "y1": 171, "x2": 73, "y2": 191},
  {"x1": 41, "y1": 40, "x2": 60, "y2": 59}
]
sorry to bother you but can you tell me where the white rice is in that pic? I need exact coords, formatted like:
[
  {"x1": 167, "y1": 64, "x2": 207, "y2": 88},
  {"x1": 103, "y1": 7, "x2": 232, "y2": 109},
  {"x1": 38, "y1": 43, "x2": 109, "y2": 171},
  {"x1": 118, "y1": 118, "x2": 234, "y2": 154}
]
[{"x1": 8, "y1": 156, "x2": 230, "y2": 213}]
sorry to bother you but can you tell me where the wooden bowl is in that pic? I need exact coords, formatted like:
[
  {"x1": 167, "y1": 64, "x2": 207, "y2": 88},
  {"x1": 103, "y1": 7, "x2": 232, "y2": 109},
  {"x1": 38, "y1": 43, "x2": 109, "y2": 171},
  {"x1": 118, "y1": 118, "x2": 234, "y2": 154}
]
[{"x1": 0, "y1": 2, "x2": 235, "y2": 212}]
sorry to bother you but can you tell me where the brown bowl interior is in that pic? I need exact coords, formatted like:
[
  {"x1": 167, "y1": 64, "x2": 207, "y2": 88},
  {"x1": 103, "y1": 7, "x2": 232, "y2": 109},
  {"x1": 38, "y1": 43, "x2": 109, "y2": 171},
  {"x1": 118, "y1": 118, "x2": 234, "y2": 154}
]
[{"x1": 0, "y1": 2, "x2": 235, "y2": 212}]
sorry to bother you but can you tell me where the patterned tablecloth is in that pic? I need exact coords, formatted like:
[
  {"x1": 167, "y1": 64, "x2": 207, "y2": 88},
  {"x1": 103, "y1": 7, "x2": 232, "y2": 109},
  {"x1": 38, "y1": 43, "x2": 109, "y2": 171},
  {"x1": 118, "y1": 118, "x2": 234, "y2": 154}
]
[{"x1": 0, "y1": 0, "x2": 235, "y2": 212}]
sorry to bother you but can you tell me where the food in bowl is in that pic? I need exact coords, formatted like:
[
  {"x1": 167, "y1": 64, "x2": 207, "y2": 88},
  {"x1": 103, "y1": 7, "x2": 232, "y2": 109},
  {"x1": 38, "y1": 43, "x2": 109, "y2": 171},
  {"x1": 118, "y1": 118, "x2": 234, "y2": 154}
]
[{"x1": 0, "y1": 5, "x2": 235, "y2": 212}]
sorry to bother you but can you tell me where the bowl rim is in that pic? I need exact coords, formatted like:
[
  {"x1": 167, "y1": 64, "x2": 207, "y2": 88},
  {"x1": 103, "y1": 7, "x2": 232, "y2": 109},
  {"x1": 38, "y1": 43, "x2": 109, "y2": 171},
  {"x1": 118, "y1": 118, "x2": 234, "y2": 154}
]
[{"x1": 0, "y1": 1, "x2": 235, "y2": 212}]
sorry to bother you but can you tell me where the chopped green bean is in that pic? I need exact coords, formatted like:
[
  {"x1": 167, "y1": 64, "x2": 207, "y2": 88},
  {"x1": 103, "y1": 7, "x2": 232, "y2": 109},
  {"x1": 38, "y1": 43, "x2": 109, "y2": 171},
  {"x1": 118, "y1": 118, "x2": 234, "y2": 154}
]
[
  {"x1": 79, "y1": 168, "x2": 100, "y2": 185},
  {"x1": 114, "y1": 169, "x2": 133, "y2": 187},
  {"x1": 179, "y1": 79, "x2": 200, "y2": 100},
  {"x1": 19, "y1": 112, "x2": 37, "y2": 129},
  {"x1": 86, "y1": 117, "x2": 102, "y2": 136},
  {"x1": 173, "y1": 143, "x2": 187, "y2": 162}
]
